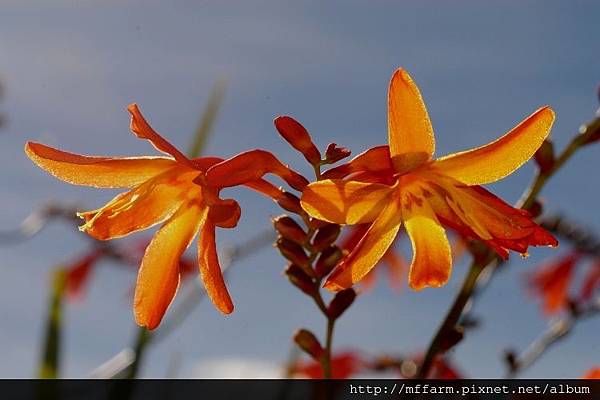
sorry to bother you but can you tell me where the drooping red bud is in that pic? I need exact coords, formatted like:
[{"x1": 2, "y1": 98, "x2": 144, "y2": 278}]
[
  {"x1": 273, "y1": 215, "x2": 308, "y2": 244},
  {"x1": 294, "y1": 329, "x2": 324, "y2": 360},
  {"x1": 315, "y1": 246, "x2": 342, "y2": 278},
  {"x1": 276, "y1": 237, "x2": 310, "y2": 270},
  {"x1": 276, "y1": 191, "x2": 304, "y2": 215},
  {"x1": 205, "y1": 149, "x2": 309, "y2": 191},
  {"x1": 528, "y1": 200, "x2": 543, "y2": 218},
  {"x1": 285, "y1": 264, "x2": 317, "y2": 296},
  {"x1": 327, "y1": 288, "x2": 356, "y2": 319},
  {"x1": 274, "y1": 116, "x2": 321, "y2": 165},
  {"x1": 324, "y1": 143, "x2": 351, "y2": 164},
  {"x1": 534, "y1": 140, "x2": 555, "y2": 173},
  {"x1": 312, "y1": 224, "x2": 341, "y2": 253}
]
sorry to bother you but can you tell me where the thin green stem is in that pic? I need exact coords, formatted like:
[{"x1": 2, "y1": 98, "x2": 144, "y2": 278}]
[{"x1": 323, "y1": 317, "x2": 335, "y2": 379}]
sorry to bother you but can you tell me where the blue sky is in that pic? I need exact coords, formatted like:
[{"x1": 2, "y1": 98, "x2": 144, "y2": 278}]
[{"x1": 0, "y1": 1, "x2": 598, "y2": 378}]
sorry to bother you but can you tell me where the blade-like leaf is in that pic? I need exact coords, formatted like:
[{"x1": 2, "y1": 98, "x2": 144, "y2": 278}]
[
  {"x1": 38, "y1": 268, "x2": 67, "y2": 379},
  {"x1": 187, "y1": 79, "x2": 226, "y2": 158}
]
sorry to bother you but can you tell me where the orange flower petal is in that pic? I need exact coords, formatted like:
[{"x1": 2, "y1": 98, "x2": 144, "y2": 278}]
[
  {"x1": 324, "y1": 195, "x2": 403, "y2": 291},
  {"x1": 134, "y1": 202, "x2": 207, "y2": 330},
  {"x1": 127, "y1": 103, "x2": 195, "y2": 168},
  {"x1": 582, "y1": 367, "x2": 600, "y2": 379},
  {"x1": 388, "y1": 69, "x2": 435, "y2": 173},
  {"x1": 25, "y1": 142, "x2": 178, "y2": 188},
  {"x1": 78, "y1": 167, "x2": 197, "y2": 240},
  {"x1": 198, "y1": 218, "x2": 234, "y2": 314},
  {"x1": 431, "y1": 107, "x2": 555, "y2": 185},
  {"x1": 381, "y1": 247, "x2": 407, "y2": 291},
  {"x1": 191, "y1": 156, "x2": 224, "y2": 172},
  {"x1": 205, "y1": 149, "x2": 308, "y2": 191},
  {"x1": 528, "y1": 252, "x2": 579, "y2": 315},
  {"x1": 208, "y1": 198, "x2": 241, "y2": 229},
  {"x1": 425, "y1": 176, "x2": 557, "y2": 257},
  {"x1": 403, "y1": 194, "x2": 452, "y2": 290},
  {"x1": 301, "y1": 179, "x2": 394, "y2": 225},
  {"x1": 322, "y1": 145, "x2": 394, "y2": 180},
  {"x1": 243, "y1": 178, "x2": 285, "y2": 200}
]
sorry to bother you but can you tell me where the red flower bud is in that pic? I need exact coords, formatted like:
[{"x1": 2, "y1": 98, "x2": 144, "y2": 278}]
[
  {"x1": 312, "y1": 224, "x2": 341, "y2": 253},
  {"x1": 315, "y1": 246, "x2": 342, "y2": 278},
  {"x1": 276, "y1": 237, "x2": 310, "y2": 270},
  {"x1": 327, "y1": 288, "x2": 356, "y2": 319},
  {"x1": 438, "y1": 326, "x2": 464, "y2": 352},
  {"x1": 581, "y1": 115, "x2": 600, "y2": 145},
  {"x1": 528, "y1": 200, "x2": 544, "y2": 218},
  {"x1": 274, "y1": 116, "x2": 321, "y2": 165},
  {"x1": 273, "y1": 215, "x2": 308, "y2": 244},
  {"x1": 294, "y1": 329, "x2": 324, "y2": 360},
  {"x1": 285, "y1": 264, "x2": 317, "y2": 296},
  {"x1": 324, "y1": 143, "x2": 351, "y2": 164},
  {"x1": 534, "y1": 139, "x2": 555, "y2": 173},
  {"x1": 277, "y1": 192, "x2": 304, "y2": 215}
]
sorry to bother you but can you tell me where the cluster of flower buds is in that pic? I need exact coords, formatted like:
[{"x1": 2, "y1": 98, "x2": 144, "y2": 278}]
[
  {"x1": 274, "y1": 115, "x2": 350, "y2": 170},
  {"x1": 271, "y1": 116, "x2": 357, "y2": 365}
]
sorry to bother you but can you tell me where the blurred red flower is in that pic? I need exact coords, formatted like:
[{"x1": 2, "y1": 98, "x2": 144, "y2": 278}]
[{"x1": 293, "y1": 351, "x2": 367, "y2": 379}]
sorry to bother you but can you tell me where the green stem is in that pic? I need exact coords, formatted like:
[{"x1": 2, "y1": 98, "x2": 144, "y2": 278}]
[
  {"x1": 323, "y1": 317, "x2": 335, "y2": 379},
  {"x1": 125, "y1": 327, "x2": 150, "y2": 379},
  {"x1": 38, "y1": 269, "x2": 67, "y2": 379}
]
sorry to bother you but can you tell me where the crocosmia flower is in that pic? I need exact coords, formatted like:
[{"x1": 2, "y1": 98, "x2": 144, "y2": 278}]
[
  {"x1": 582, "y1": 367, "x2": 600, "y2": 379},
  {"x1": 293, "y1": 351, "x2": 367, "y2": 379},
  {"x1": 527, "y1": 252, "x2": 580, "y2": 315},
  {"x1": 300, "y1": 68, "x2": 558, "y2": 291},
  {"x1": 25, "y1": 104, "x2": 280, "y2": 329}
]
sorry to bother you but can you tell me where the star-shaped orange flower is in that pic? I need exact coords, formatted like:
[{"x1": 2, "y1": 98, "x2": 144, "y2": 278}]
[
  {"x1": 25, "y1": 104, "x2": 286, "y2": 329},
  {"x1": 300, "y1": 69, "x2": 558, "y2": 291}
]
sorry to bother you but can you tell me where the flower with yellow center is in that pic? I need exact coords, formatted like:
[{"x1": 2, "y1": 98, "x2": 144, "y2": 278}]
[{"x1": 300, "y1": 69, "x2": 558, "y2": 291}]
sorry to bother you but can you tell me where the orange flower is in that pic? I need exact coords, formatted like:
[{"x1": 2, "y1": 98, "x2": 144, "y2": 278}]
[
  {"x1": 527, "y1": 252, "x2": 580, "y2": 315},
  {"x1": 340, "y1": 225, "x2": 406, "y2": 292},
  {"x1": 25, "y1": 104, "x2": 284, "y2": 329},
  {"x1": 293, "y1": 351, "x2": 367, "y2": 379},
  {"x1": 300, "y1": 68, "x2": 558, "y2": 291},
  {"x1": 579, "y1": 260, "x2": 600, "y2": 303},
  {"x1": 64, "y1": 249, "x2": 104, "y2": 301},
  {"x1": 582, "y1": 367, "x2": 600, "y2": 379}
]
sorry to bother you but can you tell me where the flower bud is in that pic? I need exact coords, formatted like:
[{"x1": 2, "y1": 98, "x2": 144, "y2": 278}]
[
  {"x1": 312, "y1": 224, "x2": 341, "y2": 252},
  {"x1": 534, "y1": 139, "x2": 554, "y2": 173},
  {"x1": 285, "y1": 264, "x2": 316, "y2": 296},
  {"x1": 328, "y1": 288, "x2": 356, "y2": 319},
  {"x1": 277, "y1": 192, "x2": 304, "y2": 215},
  {"x1": 581, "y1": 116, "x2": 600, "y2": 145},
  {"x1": 315, "y1": 246, "x2": 342, "y2": 278},
  {"x1": 307, "y1": 217, "x2": 329, "y2": 230},
  {"x1": 294, "y1": 329, "x2": 324, "y2": 360},
  {"x1": 273, "y1": 215, "x2": 307, "y2": 244},
  {"x1": 528, "y1": 200, "x2": 543, "y2": 218},
  {"x1": 504, "y1": 349, "x2": 518, "y2": 373},
  {"x1": 324, "y1": 143, "x2": 351, "y2": 164},
  {"x1": 276, "y1": 237, "x2": 310, "y2": 269},
  {"x1": 274, "y1": 116, "x2": 322, "y2": 165},
  {"x1": 438, "y1": 326, "x2": 464, "y2": 352}
]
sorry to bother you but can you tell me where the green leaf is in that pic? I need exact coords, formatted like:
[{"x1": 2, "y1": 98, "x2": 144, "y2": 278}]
[
  {"x1": 187, "y1": 79, "x2": 226, "y2": 158},
  {"x1": 38, "y1": 268, "x2": 67, "y2": 379}
]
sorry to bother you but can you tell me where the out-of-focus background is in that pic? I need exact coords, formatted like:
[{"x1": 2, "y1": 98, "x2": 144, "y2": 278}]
[{"x1": 0, "y1": 1, "x2": 598, "y2": 378}]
